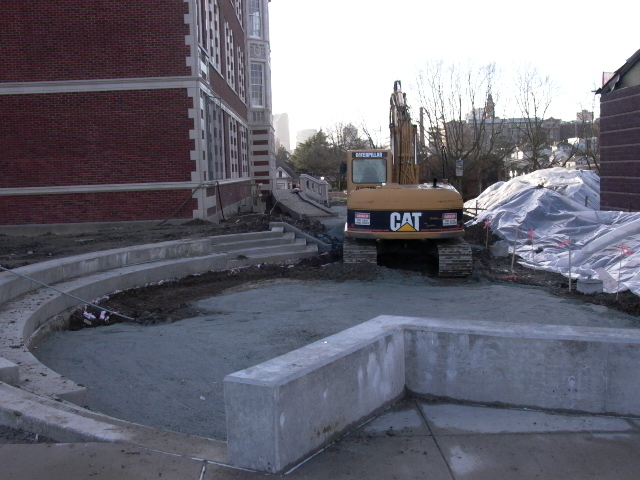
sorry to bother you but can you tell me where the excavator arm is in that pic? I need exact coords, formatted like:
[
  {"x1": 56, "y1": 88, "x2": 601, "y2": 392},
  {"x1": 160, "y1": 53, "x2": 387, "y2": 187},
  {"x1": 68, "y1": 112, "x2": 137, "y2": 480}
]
[{"x1": 389, "y1": 81, "x2": 419, "y2": 185}]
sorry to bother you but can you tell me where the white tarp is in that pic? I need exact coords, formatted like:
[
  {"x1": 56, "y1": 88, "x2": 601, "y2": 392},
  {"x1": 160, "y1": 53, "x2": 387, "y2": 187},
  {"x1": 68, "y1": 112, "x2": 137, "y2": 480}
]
[{"x1": 465, "y1": 168, "x2": 640, "y2": 296}]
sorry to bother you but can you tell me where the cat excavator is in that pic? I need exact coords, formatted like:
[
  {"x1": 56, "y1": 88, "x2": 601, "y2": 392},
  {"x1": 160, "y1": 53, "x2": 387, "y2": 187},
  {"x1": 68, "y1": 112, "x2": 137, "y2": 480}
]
[{"x1": 343, "y1": 81, "x2": 472, "y2": 277}]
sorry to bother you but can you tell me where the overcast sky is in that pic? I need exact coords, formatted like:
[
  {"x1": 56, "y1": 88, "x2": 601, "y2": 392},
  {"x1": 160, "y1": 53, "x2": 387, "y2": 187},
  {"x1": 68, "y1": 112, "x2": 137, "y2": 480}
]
[{"x1": 269, "y1": 0, "x2": 637, "y2": 149}]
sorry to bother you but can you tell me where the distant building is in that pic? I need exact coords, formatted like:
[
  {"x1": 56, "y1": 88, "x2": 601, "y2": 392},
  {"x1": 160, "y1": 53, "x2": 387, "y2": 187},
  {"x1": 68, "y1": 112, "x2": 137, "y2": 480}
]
[
  {"x1": 296, "y1": 129, "x2": 318, "y2": 148},
  {"x1": 0, "y1": 0, "x2": 275, "y2": 229},
  {"x1": 273, "y1": 113, "x2": 291, "y2": 152},
  {"x1": 274, "y1": 158, "x2": 297, "y2": 190},
  {"x1": 577, "y1": 110, "x2": 594, "y2": 123},
  {"x1": 596, "y1": 48, "x2": 640, "y2": 212}
]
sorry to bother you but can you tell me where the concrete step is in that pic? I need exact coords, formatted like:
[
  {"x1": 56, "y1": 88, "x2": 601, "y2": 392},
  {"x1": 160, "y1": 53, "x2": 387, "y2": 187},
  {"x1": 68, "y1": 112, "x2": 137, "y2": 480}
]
[
  {"x1": 208, "y1": 227, "x2": 285, "y2": 245},
  {"x1": 0, "y1": 238, "x2": 213, "y2": 306},
  {"x1": 227, "y1": 244, "x2": 319, "y2": 268},
  {"x1": 224, "y1": 238, "x2": 309, "y2": 258},
  {"x1": 210, "y1": 232, "x2": 296, "y2": 253}
]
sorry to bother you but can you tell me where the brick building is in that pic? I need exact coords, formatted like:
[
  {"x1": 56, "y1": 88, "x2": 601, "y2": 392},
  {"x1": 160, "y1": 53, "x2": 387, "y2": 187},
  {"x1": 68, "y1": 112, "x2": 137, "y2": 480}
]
[
  {"x1": 596, "y1": 48, "x2": 640, "y2": 212},
  {"x1": 0, "y1": 0, "x2": 275, "y2": 230}
]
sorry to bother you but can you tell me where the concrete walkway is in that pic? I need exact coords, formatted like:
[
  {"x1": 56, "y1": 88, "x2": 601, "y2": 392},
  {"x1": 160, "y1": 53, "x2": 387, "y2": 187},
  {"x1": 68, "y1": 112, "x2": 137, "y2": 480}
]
[
  {"x1": 4, "y1": 400, "x2": 640, "y2": 479},
  {"x1": 272, "y1": 188, "x2": 336, "y2": 219}
]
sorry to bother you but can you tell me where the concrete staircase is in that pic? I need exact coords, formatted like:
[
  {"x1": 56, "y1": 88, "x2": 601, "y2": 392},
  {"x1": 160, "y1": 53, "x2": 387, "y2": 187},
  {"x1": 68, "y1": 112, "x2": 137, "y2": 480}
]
[{"x1": 209, "y1": 227, "x2": 319, "y2": 267}]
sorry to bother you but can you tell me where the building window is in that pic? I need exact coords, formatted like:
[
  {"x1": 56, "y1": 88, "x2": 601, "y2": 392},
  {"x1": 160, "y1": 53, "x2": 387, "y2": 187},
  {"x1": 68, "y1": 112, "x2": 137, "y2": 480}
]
[
  {"x1": 250, "y1": 63, "x2": 264, "y2": 107},
  {"x1": 237, "y1": 47, "x2": 246, "y2": 102},
  {"x1": 229, "y1": 117, "x2": 239, "y2": 179},
  {"x1": 235, "y1": 0, "x2": 244, "y2": 24},
  {"x1": 239, "y1": 124, "x2": 249, "y2": 176},
  {"x1": 248, "y1": 0, "x2": 261, "y2": 38},
  {"x1": 205, "y1": 97, "x2": 225, "y2": 180},
  {"x1": 199, "y1": 0, "x2": 208, "y2": 49},
  {"x1": 211, "y1": 0, "x2": 221, "y2": 72},
  {"x1": 252, "y1": 111, "x2": 265, "y2": 123},
  {"x1": 225, "y1": 22, "x2": 236, "y2": 91}
]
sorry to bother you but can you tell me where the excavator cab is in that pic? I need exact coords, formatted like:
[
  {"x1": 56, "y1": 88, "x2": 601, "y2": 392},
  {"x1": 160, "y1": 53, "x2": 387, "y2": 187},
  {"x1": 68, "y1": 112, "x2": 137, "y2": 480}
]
[{"x1": 346, "y1": 150, "x2": 390, "y2": 191}]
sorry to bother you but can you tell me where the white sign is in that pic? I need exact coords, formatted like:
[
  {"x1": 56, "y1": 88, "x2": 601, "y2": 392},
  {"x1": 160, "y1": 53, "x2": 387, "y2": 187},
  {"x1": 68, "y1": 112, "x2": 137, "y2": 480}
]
[{"x1": 455, "y1": 159, "x2": 463, "y2": 177}]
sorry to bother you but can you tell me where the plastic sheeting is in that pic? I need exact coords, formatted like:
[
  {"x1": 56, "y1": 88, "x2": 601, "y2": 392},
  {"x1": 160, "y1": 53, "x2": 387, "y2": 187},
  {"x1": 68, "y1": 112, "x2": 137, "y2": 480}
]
[{"x1": 465, "y1": 168, "x2": 640, "y2": 296}]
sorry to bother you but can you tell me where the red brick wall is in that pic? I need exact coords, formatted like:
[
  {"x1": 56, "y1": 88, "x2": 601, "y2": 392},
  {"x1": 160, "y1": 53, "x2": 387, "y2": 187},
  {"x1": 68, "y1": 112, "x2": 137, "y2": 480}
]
[
  {"x1": 0, "y1": 1, "x2": 190, "y2": 82},
  {"x1": 204, "y1": 180, "x2": 253, "y2": 217},
  {"x1": 0, "y1": 89, "x2": 195, "y2": 188},
  {"x1": 207, "y1": 0, "x2": 248, "y2": 118},
  {"x1": 599, "y1": 84, "x2": 640, "y2": 211},
  {"x1": 0, "y1": 191, "x2": 197, "y2": 225},
  {"x1": 218, "y1": 180, "x2": 252, "y2": 206}
]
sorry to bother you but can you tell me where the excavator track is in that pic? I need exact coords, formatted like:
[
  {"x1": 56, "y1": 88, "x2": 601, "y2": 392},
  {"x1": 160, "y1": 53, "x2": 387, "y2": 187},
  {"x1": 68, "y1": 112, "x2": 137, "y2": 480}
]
[
  {"x1": 343, "y1": 237, "x2": 378, "y2": 264},
  {"x1": 436, "y1": 238, "x2": 473, "y2": 277}
]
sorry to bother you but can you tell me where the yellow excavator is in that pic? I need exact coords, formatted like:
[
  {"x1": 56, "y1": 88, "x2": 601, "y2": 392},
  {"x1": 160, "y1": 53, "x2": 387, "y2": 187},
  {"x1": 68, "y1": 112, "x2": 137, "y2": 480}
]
[{"x1": 343, "y1": 81, "x2": 472, "y2": 277}]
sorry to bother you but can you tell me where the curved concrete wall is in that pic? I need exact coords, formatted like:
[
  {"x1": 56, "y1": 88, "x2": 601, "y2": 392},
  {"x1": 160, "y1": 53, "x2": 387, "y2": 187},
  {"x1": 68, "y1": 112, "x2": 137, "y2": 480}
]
[{"x1": 0, "y1": 238, "x2": 213, "y2": 306}]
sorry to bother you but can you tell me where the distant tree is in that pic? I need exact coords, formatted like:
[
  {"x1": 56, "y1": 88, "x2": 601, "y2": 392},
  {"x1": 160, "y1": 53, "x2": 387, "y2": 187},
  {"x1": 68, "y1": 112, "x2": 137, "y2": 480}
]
[
  {"x1": 417, "y1": 61, "x2": 510, "y2": 196},
  {"x1": 275, "y1": 144, "x2": 294, "y2": 169},
  {"x1": 291, "y1": 130, "x2": 333, "y2": 177},
  {"x1": 359, "y1": 122, "x2": 386, "y2": 149},
  {"x1": 570, "y1": 101, "x2": 600, "y2": 173},
  {"x1": 512, "y1": 65, "x2": 558, "y2": 171},
  {"x1": 579, "y1": 120, "x2": 600, "y2": 173},
  {"x1": 326, "y1": 123, "x2": 370, "y2": 190},
  {"x1": 290, "y1": 124, "x2": 370, "y2": 190}
]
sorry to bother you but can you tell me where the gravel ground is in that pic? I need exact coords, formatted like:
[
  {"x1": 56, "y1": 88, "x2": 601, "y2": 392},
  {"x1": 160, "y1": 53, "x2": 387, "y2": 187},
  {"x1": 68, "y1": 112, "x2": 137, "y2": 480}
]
[{"x1": 32, "y1": 263, "x2": 639, "y2": 441}]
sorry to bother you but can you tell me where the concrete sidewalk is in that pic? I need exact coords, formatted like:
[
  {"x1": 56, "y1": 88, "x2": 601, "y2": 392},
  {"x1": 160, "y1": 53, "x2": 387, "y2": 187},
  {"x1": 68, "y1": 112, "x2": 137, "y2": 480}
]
[{"x1": 4, "y1": 400, "x2": 640, "y2": 479}]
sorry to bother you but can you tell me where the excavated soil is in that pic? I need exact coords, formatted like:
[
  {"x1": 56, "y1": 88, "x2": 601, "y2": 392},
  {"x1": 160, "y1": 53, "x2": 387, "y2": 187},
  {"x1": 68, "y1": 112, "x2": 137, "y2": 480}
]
[
  {"x1": 1, "y1": 214, "x2": 638, "y2": 324},
  {"x1": 80, "y1": 221, "x2": 639, "y2": 323}
]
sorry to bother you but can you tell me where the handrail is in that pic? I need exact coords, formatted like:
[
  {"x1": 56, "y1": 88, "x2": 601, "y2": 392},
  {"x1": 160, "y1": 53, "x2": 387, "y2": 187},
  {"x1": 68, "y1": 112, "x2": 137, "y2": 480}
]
[{"x1": 298, "y1": 174, "x2": 330, "y2": 206}]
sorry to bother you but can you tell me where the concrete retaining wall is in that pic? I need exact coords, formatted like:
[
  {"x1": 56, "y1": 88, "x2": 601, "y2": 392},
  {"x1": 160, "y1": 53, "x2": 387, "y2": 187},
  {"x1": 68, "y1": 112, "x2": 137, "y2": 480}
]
[
  {"x1": 224, "y1": 315, "x2": 640, "y2": 473},
  {"x1": 405, "y1": 319, "x2": 640, "y2": 416},
  {"x1": 224, "y1": 321, "x2": 405, "y2": 473}
]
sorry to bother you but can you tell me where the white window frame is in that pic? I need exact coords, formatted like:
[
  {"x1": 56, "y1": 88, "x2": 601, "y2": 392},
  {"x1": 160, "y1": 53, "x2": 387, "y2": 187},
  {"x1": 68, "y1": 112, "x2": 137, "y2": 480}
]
[
  {"x1": 250, "y1": 62, "x2": 264, "y2": 107},
  {"x1": 228, "y1": 117, "x2": 239, "y2": 179},
  {"x1": 239, "y1": 124, "x2": 249, "y2": 176},
  {"x1": 225, "y1": 22, "x2": 236, "y2": 91},
  {"x1": 211, "y1": 0, "x2": 221, "y2": 72},
  {"x1": 235, "y1": 0, "x2": 244, "y2": 24},
  {"x1": 205, "y1": 97, "x2": 225, "y2": 180},
  {"x1": 237, "y1": 47, "x2": 246, "y2": 102},
  {"x1": 248, "y1": 0, "x2": 262, "y2": 38}
]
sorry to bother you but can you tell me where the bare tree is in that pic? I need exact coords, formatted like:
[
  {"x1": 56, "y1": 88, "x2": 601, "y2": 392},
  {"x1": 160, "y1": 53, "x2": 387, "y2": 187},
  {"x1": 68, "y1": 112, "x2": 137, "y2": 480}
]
[
  {"x1": 359, "y1": 121, "x2": 386, "y2": 149},
  {"x1": 416, "y1": 61, "x2": 511, "y2": 196},
  {"x1": 325, "y1": 122, "x2": 370, "y2": 190},
  {"x1": 573, "y1": 100, "x2": 600, "y2": 173},
  {"x1": 512, "y1": 65, "x2": 558, "y2": 171}
]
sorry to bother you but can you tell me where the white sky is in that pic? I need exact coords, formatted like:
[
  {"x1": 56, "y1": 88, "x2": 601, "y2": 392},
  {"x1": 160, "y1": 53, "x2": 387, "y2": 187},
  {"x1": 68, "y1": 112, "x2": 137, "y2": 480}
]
[{"x1": 269, "y1": 0, "x2": 637, "y2": 149}]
